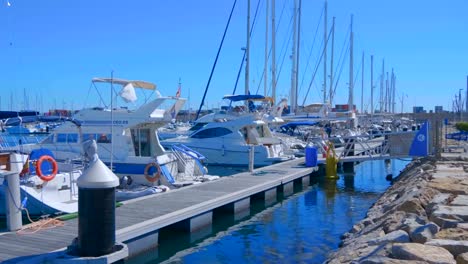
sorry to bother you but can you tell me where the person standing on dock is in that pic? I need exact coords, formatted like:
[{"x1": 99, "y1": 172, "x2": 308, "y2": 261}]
[{"x1": 325, "y1": 123, "x2": 332, "y2": 138}]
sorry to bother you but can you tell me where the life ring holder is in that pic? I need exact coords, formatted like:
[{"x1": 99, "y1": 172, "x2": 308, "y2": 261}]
[
  {"x1": 36, "y1": 155, "x2": 58, "y2": 182},
  {"x1": 144, "y1": 162, "x2": 161, "y2": 183}
]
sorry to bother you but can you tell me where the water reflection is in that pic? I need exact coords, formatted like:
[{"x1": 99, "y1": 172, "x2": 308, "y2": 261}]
[{"x1": 126, "y1": 159, "x2": 409, "y2": 264}]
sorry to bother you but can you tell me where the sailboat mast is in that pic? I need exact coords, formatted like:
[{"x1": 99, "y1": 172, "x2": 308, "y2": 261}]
[
  {"x1": 371, "y1": 55, "x2": 374, "y2": 116},
  {"x1": 380, "y1": 59, "x2": 384, "y2": 112},
  {"x1": 385, "y1": 71, "x2": 389, "y2": 112},
  {"x1": 361, "y1": 52, "x2": 364, "y2": 113},
  {"x1": 329, "y1": 16, "x2": 335, "y2": 106},
  {"x1": 245, "y1": 0, "x2": 251, "y2": 104},
  {"x1": 271, "y1": 0, "x2": 276, "y2": 103},
  {"x1": 290, "y1": 0, "x2": 298, "y2": 113},
  {"x1": 348, "y1": 15, "x2": 354, "y2": 114},
  {"x1": 323, "y1": 0, "x2": 328, "y2": 104},
  {"x1": 264, "y1": 0, "x2": 269, "y2": 97},
  {"x1": 295, "y1": 0, "x2": 301, "y2": 109}
]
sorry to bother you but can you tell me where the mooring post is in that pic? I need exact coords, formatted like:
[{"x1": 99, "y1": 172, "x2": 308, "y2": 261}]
[
  {"x1": 76, "y1": 140, "x2": 120, "y2": 257},
  {"x1": 4, "y1": 171, "x2": 22, "y2": 231},
  {"x1": 249, "y1": 145, "x2": 255, "y2": 173}
]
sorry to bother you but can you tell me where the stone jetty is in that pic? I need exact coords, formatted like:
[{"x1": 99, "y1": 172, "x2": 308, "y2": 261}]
[{"x1": 326, "y1": 152, "x2": 468, "y2": 264}]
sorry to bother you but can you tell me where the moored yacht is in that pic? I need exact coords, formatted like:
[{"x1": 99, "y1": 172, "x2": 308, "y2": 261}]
[{"x1": 38, "y1": 78, "x2": 218, "y2": 187}]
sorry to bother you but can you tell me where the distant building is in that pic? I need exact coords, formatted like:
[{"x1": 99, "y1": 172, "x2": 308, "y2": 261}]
[
  {"x1": 435, "y1": 106, "x2": 443, "y2": 113},
  {"x1": 413, "y1": 106, "x2": 425, "y2": 113}
]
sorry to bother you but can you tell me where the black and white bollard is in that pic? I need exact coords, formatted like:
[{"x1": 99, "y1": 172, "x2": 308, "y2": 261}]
[
  {"x1": 76, "y1": 140, "x2": 119, "y2": 257},
  {"x1": 4, "y1": 171, "x2": 22, "y2": 231}
]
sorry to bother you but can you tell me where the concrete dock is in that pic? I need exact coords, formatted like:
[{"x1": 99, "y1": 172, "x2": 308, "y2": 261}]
[{"x1": 0, "y1": 157, "x2": 316, "y2": 263}]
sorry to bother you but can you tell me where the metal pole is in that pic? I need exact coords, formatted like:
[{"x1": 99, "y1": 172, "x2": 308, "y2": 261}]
[
  {"x1": 271, "y1": 0, "x2": 276, "y2": 103},
  {"x1": 264, "y1": 0, "x2": 269, "y2": 96},
  {"x1": 5, "y1": 171, "x2": 22, "y2": 231},
  {"x1": 329, "y1": 16, "x2": 335, "y2": 106},
  {"x1": 290, "y1": 0, "x2": 298, "y2": 113},
  {"x1": 361, "y1": 52, "x2": 364, "y2": 113},
  {"x1": 348, "y1": 15, "x2": 354, "y2": 114},
  {"x1": 245, "y1": 0, "x2": 251, "y2": 104},
  {"x1": 370, "y1": 55, "x2": 374, "y2": 116},
  {"x1": 323, "y1": 0, "x2": 328, "y2": 104}
]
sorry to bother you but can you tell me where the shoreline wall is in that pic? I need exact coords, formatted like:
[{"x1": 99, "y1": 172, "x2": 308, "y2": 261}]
[{"x1": 325, "y1": 155, "x2": 468, "y2": 264}]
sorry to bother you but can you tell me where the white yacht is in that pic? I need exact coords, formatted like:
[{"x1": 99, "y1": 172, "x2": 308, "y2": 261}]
[
  {"x1": 161, "y1": 113, "x2": 295, "y2": 167},
  {"x1": 38, "y1": 78, "x2": 218, "y2": 187}
]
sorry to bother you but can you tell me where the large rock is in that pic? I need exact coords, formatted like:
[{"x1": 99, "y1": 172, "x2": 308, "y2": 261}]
[
  {"x1": 410, "y1": 222, "x2": 440, "y2": 243},
  {"x1": 436, "y1": 227, "x2": 468, "y2": 240},
  {"x1": 359, "y1": 256, "x2": 428, "y2": 264},
  {"x1": 457, "y1": 252, "x2": 468, "y2": 264},
  {"x1": 430, "y1": 205, "x2": 468, "y2": 223},
  {"x1": 450, "y1": 195, "x2": 468, "y2": 206},
  {"x1": 368, "y1": 230, "x2": 410, "y2": 246},
  {"x1": 391, "y1": 243, "x2": 455, "y2": 264},
  {"x1": 429, "y1": 178, "x2": 468, "y2": 195},
  {"x1": 426, "y1": 239, "x2": 468, "y2": 257}
]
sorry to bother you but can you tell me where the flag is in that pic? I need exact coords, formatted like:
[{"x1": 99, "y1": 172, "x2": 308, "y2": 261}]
[
  {"x1": 119, "y1": 83, "x2": 137, "y2": 103},
  {"x1": 20, "y1": 158, "x2": 30, "y2": 176},
  {"x1": 409, "y1": 121, "x2": 429, "y2": 157},
  {"x1": 175, "y1": 86, "x2": 181, "y2": 98}
]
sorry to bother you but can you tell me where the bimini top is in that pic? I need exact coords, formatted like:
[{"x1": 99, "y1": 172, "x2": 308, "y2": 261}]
[
  {"x1": 92, "y1": 78, "x2": 156, "y2": 90},
  {"x1": 222, "y1": 94, "x2": 266, "y2": 102}
]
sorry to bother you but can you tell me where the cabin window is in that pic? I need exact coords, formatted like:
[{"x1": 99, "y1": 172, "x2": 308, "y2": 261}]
[
  {"x1": 191, "y1": 127, "x2": 232, "y2": 139},
  {"x1": 189, "y1": 122, "x2": 207, "y2": 132},
  {"x1": 57, "y1": 134, "x2": 67, "y2": 143},
  {"x1": 256, "y1": 125, "x2": 266, "y2": 137},
  {"x1": 42, "y1": 134, "x2": 54, "y2": 144},
  {"x1": 97, "y1": 134, "x2": 112, "y2": 143},
  {"x1": 67, "y1": 133, "x2": 78, "y2": 143},
  {"x1": 131, "y1": 129, "x2": 151, "y2": 157},
  {"x1": 83, "y1": 134, "x2": 97, "y2": 141}
]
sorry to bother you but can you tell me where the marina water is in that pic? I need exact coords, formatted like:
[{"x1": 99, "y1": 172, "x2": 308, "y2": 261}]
[{"x1": 127, "y1": 159, "x2": 409, "y2": 263}]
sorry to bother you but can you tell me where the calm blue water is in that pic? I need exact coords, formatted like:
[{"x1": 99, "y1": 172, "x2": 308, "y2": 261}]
[{"x1": 127, "y1": 159, "x2": 409, "y2": 264}]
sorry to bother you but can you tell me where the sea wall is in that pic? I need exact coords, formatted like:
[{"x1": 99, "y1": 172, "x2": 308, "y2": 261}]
[{"x1": 325, "y1": 154, "x2": 468, "y2": 264}]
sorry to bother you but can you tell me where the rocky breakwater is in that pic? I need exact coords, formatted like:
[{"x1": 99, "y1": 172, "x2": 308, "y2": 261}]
[{"x1": 326, "y1": 155, "x2": 468, "y2": 264}]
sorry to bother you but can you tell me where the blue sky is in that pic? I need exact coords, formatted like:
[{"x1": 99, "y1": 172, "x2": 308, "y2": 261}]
[{"x1": 0, "y1": 0, "x2": 467, "y2": 113}]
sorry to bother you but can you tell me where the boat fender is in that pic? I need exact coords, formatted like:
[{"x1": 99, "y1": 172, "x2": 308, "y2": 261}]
[
  {"x1": 144, "y1": 162, "x2": 161, "y2": 183},
  {"x1": 36, "y1": 155, "x2": 58, "y2": 182}
]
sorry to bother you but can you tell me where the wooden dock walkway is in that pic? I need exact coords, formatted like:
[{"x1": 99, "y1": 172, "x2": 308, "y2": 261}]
[{"x1": 0, "y1": 158, "x2": 316, "y2": 263}]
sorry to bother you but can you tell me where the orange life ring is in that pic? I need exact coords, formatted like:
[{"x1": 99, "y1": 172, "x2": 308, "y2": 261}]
[
  {"x1": 36, "y1": 155, "x2": 58, "y2": 182},
  {"x1": 144, "y1": 162, "x2": 161, "y2": 183}
]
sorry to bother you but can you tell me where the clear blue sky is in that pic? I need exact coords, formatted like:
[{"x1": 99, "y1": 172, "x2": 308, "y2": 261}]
[{"x1": 0, "y1": 0, "x2": 467, "y2": 113}]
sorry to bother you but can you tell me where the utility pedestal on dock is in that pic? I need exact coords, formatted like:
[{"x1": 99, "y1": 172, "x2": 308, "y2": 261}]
[
  {"x1": 4, "y1": 171, "x2": 22, "y2": 231},
  {"x1": 76, "y1": 140, "x2": 120, "y2": 257}
]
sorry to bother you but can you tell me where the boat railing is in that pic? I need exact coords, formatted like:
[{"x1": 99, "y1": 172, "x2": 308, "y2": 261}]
[{"x1": 171, "y1": 144, "x2": 207, "y2": 176}]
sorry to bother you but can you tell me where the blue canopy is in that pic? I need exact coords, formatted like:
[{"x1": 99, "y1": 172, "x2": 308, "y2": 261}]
[{"x1": 222, "y1": 94, "x2": 265, "y2": 101}]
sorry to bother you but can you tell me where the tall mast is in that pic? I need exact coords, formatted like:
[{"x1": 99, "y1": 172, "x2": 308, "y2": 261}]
[
  {"x1": 271, "y1": 0, "x2": 276, "y2": 103},
  {"x1": 390, "y1": 68, "x2": 394, "y2": 113},
  {"x1": 290, "y1": 0, "x2": 298, "y2": 113},
  {"x1": 392, "y1": 70, "x2": 396, "y2": 113},
  {"x1": 380, "y1": 59, "x2": 384, "y2": 112},
  {"x1": 385, "y1": 71, "x2": 389, "y2": 112},
  {"x1": 348, "y1": 15, "x2": 354, "y2": 114},
  {"x1": 323, "y1": 0, "x2": 328, "y2": 104},
  {"x1": 295, "y1": 0, "x2": 301, "y2": 108},
  {"x1": 361, "y1": 51, "x2": 364, "y2": 113},
  {"x1": 329, "y1": 16, "x2": 335, "y2": 106},
  {"x1": 264, "y1": 0, "x2": 269, "y2": 96},
  {"x1": 371, "y1": 55, "x2": 374, "y2": 116},
  {"x1": 245, "y1": 0, "x2": 251, "y2": 105}
]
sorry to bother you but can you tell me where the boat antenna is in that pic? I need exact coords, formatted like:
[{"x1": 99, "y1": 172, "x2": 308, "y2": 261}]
[{"x1": 110, "y1": 70, "x2": 114, "y2": 172}]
